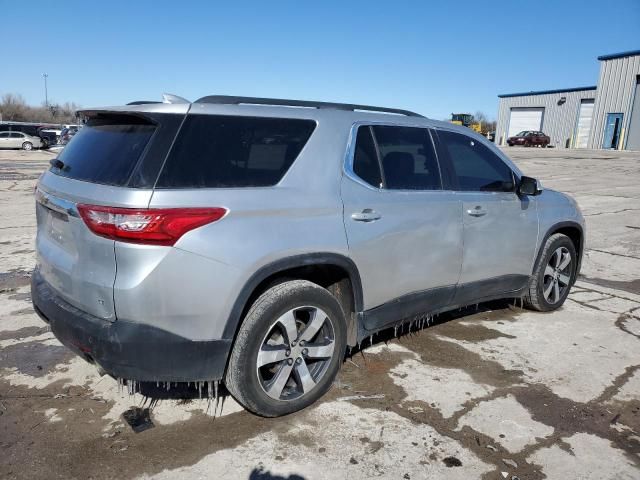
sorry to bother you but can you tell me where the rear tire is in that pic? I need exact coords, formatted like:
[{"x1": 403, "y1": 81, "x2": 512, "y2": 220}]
[
  {"x1": 225, "y1": 280, "x2": 347, "y2": 417},
  {"x1": 22, "y1": 142, "x2": 33, "y2": 151},
  {"x1": 524, "y1": 233, "x2": 577, "y2": 311}
]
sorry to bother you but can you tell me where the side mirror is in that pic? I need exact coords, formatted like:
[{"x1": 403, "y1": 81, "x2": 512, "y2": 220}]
[{"x1": 518, "y1": 176, "x2": 543, "y2": 196}]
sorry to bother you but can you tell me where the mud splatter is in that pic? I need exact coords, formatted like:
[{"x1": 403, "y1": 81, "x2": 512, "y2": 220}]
[
  {"x1": 581, "y1": 276, "x2": 640, "y2": 295},
  {"x1": 0, "y1": 269, "x2": 32, "y2": 293},
  {"x1": 0, "y1": 341, "x2": 73, "y2": 377},
  {"x1": 442, "y1": 456, "x2": 462, "y2": 467},
  {"x1": 0, "y1": 326, "x2": 48, "y2": 342}
]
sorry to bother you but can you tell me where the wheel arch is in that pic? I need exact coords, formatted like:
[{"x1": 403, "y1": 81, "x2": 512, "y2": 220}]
[
  {"x1": 222, "y1": 253, "x2": 363, "y2": 347},
  {"x1": 533, "y1": 221, "x2": 584, "y2": 281}
]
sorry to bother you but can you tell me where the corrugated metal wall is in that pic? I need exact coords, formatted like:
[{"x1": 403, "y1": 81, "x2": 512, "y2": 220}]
[
  {"x1": 495, "y1": 89, "x2": 596, "y2": 148},
  {"x1": 589, "y1": 55, "x2": 640, "y2": 149}
]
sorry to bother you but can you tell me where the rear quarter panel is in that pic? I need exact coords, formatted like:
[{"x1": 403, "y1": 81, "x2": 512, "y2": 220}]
[{"x1": 137, "y1": 111, "x2": 352, "y2": 341}]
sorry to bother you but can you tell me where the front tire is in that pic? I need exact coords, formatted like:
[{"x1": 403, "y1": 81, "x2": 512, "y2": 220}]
[
  {"x1": 225, "y1": 280, "x2": 347, "y2": 417},
  {"x1": 22, "y1": 142, "x2": 33, "y2": 151},
  {"x1": 524, "y1": 233, "x2": 577, "y2": 311}
]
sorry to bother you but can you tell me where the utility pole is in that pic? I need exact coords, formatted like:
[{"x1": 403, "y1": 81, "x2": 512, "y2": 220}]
[{"x1": 43, "y1": 73, "x2": 49, "y2": 107}]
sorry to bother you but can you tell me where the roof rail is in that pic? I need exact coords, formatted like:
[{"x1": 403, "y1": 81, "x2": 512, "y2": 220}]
[{"x1": 194, "y1": 95, "x2": 424, "y2": 117}]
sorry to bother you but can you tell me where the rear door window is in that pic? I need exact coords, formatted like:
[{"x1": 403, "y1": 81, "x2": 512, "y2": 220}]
[
  {"x1": 371, "y1": 125, "x2": 441, "y2": 190},
  {"x1": 156, "y1": 115, "x2": 316, "y2": 188},
  {"x1": 52, "y1": 114, "x2": 156, "y2": 186},
  {"x1": 352, "y1": 127, "x2": 383, "y2": 188},
  {"x1": 436, "y1": 130, "x2": 515, "y2": 192}
]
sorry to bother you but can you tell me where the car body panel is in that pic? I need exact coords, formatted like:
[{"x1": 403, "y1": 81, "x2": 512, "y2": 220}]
[
  {"x1": 454, "y1": 191, "x2": 539, "y2": 284},
  {"x1": 35, "y1": 173, "x2": 153, "y2": 320}
]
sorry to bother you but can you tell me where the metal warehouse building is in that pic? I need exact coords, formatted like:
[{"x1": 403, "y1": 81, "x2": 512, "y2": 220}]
[{"x1": 495, "y1": 50, "x2": 640, "y2": 150}]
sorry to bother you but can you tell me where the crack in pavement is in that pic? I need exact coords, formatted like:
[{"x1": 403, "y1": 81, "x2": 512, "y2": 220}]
[
  {"x1": 586, "y1": 248, "x2": 640, "y2": 261},
  {"x1": 584, "y1": 208, "x2": 640, "y2": 217}
]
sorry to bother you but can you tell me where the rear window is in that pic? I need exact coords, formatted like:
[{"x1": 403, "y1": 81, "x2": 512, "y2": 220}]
[
  {"x1": 156, "y1": 115, "x2": 316, "y2": 188},
  {"x1": 52, "y1": 115, "x2": 156, "y2": 186}
]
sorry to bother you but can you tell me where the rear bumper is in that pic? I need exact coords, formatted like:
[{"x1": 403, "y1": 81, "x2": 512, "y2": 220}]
[{"x1": 31, "y1": 269, "x2": 231, "y2": 382}]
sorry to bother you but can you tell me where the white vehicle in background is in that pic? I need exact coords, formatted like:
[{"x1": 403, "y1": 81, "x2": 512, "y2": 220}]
[{"x1": 0, "y1": 131, "x2": 43, "y2": 150}]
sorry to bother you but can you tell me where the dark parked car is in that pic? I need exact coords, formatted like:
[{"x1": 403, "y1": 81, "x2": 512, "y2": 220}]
[
  {"x1": 38, "y1": 129, "x2": 59, "y2": 148},
  {"x1": 507, "y1": 131, "x2": 550, "y2": 147}
]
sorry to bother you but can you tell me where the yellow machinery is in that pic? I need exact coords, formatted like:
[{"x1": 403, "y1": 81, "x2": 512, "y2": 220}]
[{"x1": 451, "y1": 113, "x2": 482, "y2": 133}]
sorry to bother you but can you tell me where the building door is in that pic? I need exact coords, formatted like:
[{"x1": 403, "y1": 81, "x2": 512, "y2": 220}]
[
  {"x1": 603, "y1": 113, "x2": 623, "y2": 149},
  {"x1": 574, "y1": 99, "x2": 594, "y2": 148},
  {"x1": 507, "y1": 108, "x2": 544, "y2": 137},
  {"x1": 626, "y1": 77, "x2": 640, "y2": 151}
]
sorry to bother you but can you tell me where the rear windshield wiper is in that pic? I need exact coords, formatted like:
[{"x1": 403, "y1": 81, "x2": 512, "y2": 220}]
[{"x1": 49, "y1": 158, "x2": 64, "y2": 170}]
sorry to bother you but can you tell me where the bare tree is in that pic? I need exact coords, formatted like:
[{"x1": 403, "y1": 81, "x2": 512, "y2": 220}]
[
  {"x1": 0, "y1": 93, "x2": 29, "y2": 121},
  {"x1": 0, "y1": 93, "x2": 80, "y2": 123},
  {"x1": 474, "y1": 111, "x2": 496, "y2": 135}
]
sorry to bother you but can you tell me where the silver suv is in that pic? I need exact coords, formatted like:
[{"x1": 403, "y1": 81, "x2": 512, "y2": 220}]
[{"x1": 32, "y1": 95, "x2": 585, "y2": 417}]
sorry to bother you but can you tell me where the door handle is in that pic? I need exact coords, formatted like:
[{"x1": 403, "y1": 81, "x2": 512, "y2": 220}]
[
  {"x1": 466, "y1": 206, "x2": 487, "y2": 217},
  {"x1": 351, "y1": 209, "x2": 381, "y2": 222}
]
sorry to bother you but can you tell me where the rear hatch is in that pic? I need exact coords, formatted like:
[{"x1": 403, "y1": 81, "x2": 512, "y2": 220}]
[{"x1": 35, "y1": 109, "x2": 182, "y2": 321}]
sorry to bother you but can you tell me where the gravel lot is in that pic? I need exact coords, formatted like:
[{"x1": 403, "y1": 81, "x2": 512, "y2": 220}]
[{"x1": 0, "y1": 147, "x2": 639, "y2": 479}]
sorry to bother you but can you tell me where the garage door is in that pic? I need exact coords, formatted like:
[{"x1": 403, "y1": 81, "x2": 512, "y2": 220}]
[
  {"x1": 574, "y1": 99, "x2": 594, "y2": 148},
  {"x1": 508, "y1": 108, "x2": 544, "y2": 137}
]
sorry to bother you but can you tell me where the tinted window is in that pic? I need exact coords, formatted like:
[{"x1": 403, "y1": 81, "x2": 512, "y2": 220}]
[
  {"x1": 438, "y1": 130, "x2": 514, "y2": 192},
  {"x1": 352, "y1": 127, "x2": 382, "y2": 188},
  {"x1": 372, "y1": 126, "x2": 441, "y2": 190},
  {"x1": 157, "y1": 115, "x2": 316, "y2": 188},
  {"x1": 53, "y1": 115, "x2": 156, "y2": 186},
  {"x1": 0, "y1": 132, "x2": 9, "y2": 138},
  {"x1": 10, "y1": 132, "x2": 23, "y2": 138}
]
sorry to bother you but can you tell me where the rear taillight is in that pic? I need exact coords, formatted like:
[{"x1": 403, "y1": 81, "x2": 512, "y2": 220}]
[{"x1": 77, "y1": 205, "x2": 227, "y2": 246}]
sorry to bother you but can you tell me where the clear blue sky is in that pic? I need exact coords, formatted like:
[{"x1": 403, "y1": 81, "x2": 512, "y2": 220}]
[{"x1": 2, "y1": 0, "x2": 638, "y2": 120}]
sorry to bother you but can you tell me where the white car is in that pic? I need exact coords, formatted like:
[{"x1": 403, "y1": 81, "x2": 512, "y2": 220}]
[{"x1": 0, "y1": 131, "x2": 43, "y2": 150}]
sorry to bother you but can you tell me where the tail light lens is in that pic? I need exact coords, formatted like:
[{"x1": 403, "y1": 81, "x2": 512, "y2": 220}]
[{"x1": 77, "y1": 205, "x2": 227, "y2": 246}]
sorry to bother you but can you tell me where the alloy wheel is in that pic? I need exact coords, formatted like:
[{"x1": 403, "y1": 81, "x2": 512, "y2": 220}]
[
  {"x1": 257, "y1": 306, "x2": 336, "y2": 401},
  {"x1": 542, "y1": 246, "x2": 572, "y2": 304}
]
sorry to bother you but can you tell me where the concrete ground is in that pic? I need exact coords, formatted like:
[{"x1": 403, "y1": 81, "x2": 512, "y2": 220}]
[{"x1": 0, "y1": 147, "x2": 638, "y2": 479}]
